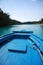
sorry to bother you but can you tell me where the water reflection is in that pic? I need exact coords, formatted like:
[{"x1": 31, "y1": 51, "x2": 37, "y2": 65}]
[
  {"x1": 0, "y1": 26, "x2": 11, "y2": 36},
  {"x1": 0, "y1": 24, "x2": 43, "y2": 39},
  {"x1": 11, "y1": 24, "x2": 43, "y2": 39}
]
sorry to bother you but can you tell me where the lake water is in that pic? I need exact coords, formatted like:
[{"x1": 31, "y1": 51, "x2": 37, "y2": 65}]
[{"x1": 0, "y1": 24, "x2": 43, "y2": 39}]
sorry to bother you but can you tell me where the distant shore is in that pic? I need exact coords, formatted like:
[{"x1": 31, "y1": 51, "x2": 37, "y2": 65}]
[{"x1": 0, "y1": 8, "x2": 43, "y2": 27}]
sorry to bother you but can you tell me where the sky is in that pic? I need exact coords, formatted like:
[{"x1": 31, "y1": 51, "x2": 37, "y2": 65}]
[{"x1": 0, "y1": 0, "x2": 43, "y2": 22}]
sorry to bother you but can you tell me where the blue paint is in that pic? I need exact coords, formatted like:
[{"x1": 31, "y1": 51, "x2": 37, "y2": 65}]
[
  {"x1": 8, "y1": 39, "x2": 27, "y2": 53},
  {"x1": 0, "y1": 31, "x2": 43, "y2": 65}
]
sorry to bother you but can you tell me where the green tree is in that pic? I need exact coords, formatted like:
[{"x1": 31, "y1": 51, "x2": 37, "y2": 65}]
[
  {"x1": 0, "y1": 8, "x2": 11, "y2": 26},
  {"x1": 0, "y1": 8, "x2": 21, "y2": 26}
]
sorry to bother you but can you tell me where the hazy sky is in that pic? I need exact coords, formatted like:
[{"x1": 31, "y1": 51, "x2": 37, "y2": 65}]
[{"x1": 0, "y1": 0, "x2": 43, "y2": 22}]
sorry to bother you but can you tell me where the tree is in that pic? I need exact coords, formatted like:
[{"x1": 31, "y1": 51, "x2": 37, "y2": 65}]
[
  {"x1": 0, "y1": 8, "x2": 11, "y2": 26},
  {"x1": 0, "y1": 8, "x2": 21, "y2": 26}
]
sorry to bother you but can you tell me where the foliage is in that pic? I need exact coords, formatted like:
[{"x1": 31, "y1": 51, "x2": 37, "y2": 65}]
[
  {"x1": 0, "y1": 8, "x2": 21, "y2": 26},
  {"x1": 0, "y1": 8, "x2": 43, "y2": 26}
]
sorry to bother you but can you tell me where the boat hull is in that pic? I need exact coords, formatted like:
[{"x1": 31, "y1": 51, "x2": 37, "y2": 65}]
[{"x1": 0, "y1": 31, "x2": 43, "y2": 65}]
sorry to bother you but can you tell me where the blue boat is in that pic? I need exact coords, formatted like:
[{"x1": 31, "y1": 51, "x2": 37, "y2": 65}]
[{"x1": 0, "y1": 31, "x2": 43, "y2": 65}]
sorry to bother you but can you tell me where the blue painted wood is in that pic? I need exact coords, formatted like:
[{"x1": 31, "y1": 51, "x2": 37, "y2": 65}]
[
  {"x1": 13, "y1": 31, "x2": 33, "y2": 33},
  {"x1": 0, "y1": 31, "x2": 43, "y2": 65},
  {"x1": 29, "y1": 34, "x2": 43, "y2": 53},
  {"x1": 8, "y1": 39, "x2": 27, "y2": 53},
  {"x1": 0, "y1": 32, "x2": 14, "y2": 43},
  {"x1": 0, "y1": 32, "x2": 30, "y2": 44}
]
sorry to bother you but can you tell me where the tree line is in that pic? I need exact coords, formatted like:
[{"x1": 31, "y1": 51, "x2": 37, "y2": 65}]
[
  {"x1": 0, "y1": 8, "x2": 21, "y2": 26},
  {"x1": 0, "y1": 8, "x2": 43, "y2": 26}
]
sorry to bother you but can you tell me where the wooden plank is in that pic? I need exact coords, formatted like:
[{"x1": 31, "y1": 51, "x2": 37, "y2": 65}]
[
  {"x1": 29, "y1": 35, "x2": 43, "y2": 53},
  {"x1": 13, "y1": 31, "x2": 33, "y2": 33},
  {"x1": 8, "y1": 39, "x2": 27, "y2": 53},
  {"x1": 8, "y1": 43, "x2": 27, "y2": 53}
]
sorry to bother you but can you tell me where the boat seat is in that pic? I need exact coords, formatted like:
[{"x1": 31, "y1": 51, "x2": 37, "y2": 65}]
[{"x1": 8, "y1": 42, "x2": 27, "y2": 53}]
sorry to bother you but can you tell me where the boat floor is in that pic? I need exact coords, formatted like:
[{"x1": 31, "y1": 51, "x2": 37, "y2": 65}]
[{"x1": 0, "y1": 36, "x2": 43, "y2": 65}]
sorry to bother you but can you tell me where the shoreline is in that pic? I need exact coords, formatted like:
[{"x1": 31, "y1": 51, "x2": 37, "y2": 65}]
[{"x1": 0, "y1": 23, "x2": 43, "y2": 27}]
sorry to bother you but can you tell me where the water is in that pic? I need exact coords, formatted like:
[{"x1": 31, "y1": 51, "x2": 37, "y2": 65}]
[
  {"x1": 0, "y1": 24, "x2": 43, "y2": 39},
  {"x1": 0, "y1": 24, "x2": 43, "y2": 65}
]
